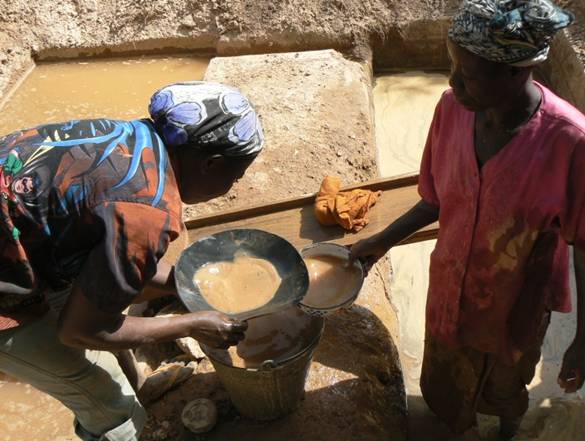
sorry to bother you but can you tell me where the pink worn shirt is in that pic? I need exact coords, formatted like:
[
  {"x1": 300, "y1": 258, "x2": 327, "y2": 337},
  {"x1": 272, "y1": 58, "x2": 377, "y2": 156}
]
[{"x1": 419, "y1": 83, "x2": 585, "y2": 358}]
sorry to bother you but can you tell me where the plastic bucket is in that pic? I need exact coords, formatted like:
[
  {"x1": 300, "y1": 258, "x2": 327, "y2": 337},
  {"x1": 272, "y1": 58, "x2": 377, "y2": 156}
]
[{"x1": 201, "y1": 315, "x2": 324, "y2": 421}]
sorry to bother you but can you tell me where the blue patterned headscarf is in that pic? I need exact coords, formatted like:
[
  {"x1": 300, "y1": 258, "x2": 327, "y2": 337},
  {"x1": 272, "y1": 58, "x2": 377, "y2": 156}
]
[
  {"x1": 449, "y1": 0, "x2": 574, "y2": 66},
  {"x1": 149, "y1": 81, "x2": 264, "y2": 157}
]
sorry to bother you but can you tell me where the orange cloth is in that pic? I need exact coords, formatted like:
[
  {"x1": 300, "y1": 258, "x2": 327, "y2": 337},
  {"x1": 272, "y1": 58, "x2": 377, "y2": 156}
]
[{"x1": 314, "y1": 176, "x2": 381, "y2": 232}]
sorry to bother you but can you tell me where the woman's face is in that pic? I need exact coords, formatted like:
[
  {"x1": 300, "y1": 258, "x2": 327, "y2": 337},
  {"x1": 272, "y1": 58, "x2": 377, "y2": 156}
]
[
  {"x1": 447, "y1": 39, "x2": 523, "y2": 112},
  {"x1": 170, "y1": 148, "x2": 256, "y2": 204}
]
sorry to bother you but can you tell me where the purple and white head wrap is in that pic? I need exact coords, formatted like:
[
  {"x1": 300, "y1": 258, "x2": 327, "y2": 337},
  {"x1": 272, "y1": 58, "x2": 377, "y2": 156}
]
[
  {"x1": 449, "y1": 0, "x2": 574, "y2": 66},
  {"x1": 149, "y1": 81, "x2": 264, "y2": 157}
]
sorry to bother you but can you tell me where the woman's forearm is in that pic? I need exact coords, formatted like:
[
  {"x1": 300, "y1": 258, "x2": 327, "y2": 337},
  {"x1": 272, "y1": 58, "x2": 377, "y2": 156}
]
[
  {"x1": 57, "y1": 282, "x2": 200, "y2": 350},
  {"x1": 378, "y1": 199, "x2": 439, "y2": 248},
  {"x1": 68, "y1": 314, "x2": 198, "y2": 351}
]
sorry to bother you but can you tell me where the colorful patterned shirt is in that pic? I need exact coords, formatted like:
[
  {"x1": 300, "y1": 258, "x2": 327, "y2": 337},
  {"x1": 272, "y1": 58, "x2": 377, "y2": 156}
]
[
  {"x1": 419, "y1": 83, "x2": 585, "y2": 359},
  {"x1": 0, "y1": 119, "x2": 182, "y2": 330}
]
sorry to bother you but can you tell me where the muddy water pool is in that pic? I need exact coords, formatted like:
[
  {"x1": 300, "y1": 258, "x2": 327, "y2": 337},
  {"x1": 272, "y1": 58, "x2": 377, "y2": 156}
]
[
  {"x1": 374, "y1": 72, "x2": 585, "y2": 440},
  {"x1": 373, "y1": 71, "x2": 447, "y2": 397},
  {"x1": 0, "y1": 55, "x2": 209, "y2": 440},
  {"x1": 0, "y1": 56, "x2": 209, "y2": 135},
  {"x1": 0, "y1": 382, "x2": 76, "y2": 441}
]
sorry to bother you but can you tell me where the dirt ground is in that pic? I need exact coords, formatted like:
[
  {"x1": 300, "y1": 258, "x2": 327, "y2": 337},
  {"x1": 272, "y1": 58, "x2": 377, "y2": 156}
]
[
  {"x1": 560, "y1": 0, "x2": 585, "y2": 63},
  {"x1": 140, "y1": 296, "x2": 405, "y2": 441},
  {"x1": 182, "y1": 49, "x2": 377, "y2": 218}
]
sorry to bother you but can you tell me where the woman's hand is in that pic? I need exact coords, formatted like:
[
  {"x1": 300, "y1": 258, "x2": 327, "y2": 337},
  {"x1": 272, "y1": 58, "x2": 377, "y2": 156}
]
[
  {"x1": 186, "y1": 311, "x2": 248, "y2": 349},
  {"x1": 349, "y1": 199, "x2": 439, "y2": 273},
  {"x1": 349, "y1": 233, "x2": 391, "y2": 272},
  {"x1": 558, "y1": 339, "x2": 585, "y2": 393}
]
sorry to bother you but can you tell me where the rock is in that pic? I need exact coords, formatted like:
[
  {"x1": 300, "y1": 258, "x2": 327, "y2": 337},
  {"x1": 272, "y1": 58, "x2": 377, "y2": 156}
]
[
  {"x1": 134, "y1": 341, "x2": 182, "y2": 372},
  {"x1": 155, "y1": 301, "x2": 207, "y2": 360},
  {"x1": 176, "y1": 337, "x2": 207, "y2": 360},
  {"x1": 138, "y1": 361, "x2": 198, "y2": 405},
  {"x1": 180, "y1": 14, "x2": 197, "y2": 29},
  {"x1": 181, "y1": 398, "x2": 218, "y2": 434}
]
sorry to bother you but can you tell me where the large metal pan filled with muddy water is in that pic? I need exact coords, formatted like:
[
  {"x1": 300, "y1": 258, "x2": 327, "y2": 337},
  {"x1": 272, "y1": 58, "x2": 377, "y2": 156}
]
[{"x1": 175, "y1": 229, "x2": 365, "y2": 420}]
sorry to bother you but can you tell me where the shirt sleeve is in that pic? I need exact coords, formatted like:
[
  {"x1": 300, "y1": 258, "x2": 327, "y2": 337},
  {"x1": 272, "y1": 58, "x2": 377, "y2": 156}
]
[
  {"x1": 0, "y1": 208, "x2": 41, "y2": 331},
  {"x1": 76, "y1": 201, "x2": 181, "y2": 313},
  {"x1": 417, "y1": 95, "x2": 444, "y2": 208},
  {"x1": 0, "y1": 212, "x2": 36, "y2": 295},
  {"x1": 560, "y1": 135, "x2": 585, "y2": 250}
]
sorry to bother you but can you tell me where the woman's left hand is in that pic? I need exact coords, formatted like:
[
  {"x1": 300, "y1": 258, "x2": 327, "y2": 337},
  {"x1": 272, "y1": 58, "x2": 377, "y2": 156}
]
[{"x1": 558, "y1": 340, "x2": 585, "y2": 393}]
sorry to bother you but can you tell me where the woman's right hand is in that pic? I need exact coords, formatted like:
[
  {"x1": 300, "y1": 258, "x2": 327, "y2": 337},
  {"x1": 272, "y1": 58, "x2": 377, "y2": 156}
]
[
  {"x1": 349, "y1": 234, "x2": 391, "y2": 272},
  {"x1": 186, "y1": 311, "x2": 248, "y2": 349}
]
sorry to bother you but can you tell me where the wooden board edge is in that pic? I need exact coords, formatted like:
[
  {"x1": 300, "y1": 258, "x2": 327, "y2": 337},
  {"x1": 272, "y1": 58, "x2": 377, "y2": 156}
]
[
  {"x1": 400, "y1": 226, "x2": 439, "y2": 245},
  {"x1": 185, "y1": 173, "x2": 420, "y2": 229}
]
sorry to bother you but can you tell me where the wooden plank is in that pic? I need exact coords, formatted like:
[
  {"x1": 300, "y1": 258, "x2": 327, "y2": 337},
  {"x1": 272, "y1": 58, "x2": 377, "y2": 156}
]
[{"x1": 186, "y1": 174, "x2": 438, "y2": 249}]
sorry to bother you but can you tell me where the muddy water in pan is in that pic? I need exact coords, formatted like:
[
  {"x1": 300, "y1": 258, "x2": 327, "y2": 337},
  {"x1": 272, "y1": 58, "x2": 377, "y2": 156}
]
[
  {"x1": 374, "y1": 72, "x2": 585, "y2": 440},
  {"x1": 194, "y1": 255, "x2": 282, "y2": 314},
  {"x1": 302, "y1": 255, "x2": 362, "y2": 309},
  {"x1": 209, "y1": 307, "x2": 320, "y2": 369},
  {"x1": 0, "y1": 55, "x2": 209, "y2": 440}
]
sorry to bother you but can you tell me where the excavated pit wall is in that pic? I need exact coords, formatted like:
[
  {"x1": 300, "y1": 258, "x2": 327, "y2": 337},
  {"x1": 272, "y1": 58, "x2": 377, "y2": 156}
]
[
  {"x1": 2, "y1": 1, "x2": 585, "y2": 110},
  {"x1": 0, "y1": 0, "x2": 452, "y2": 98}
]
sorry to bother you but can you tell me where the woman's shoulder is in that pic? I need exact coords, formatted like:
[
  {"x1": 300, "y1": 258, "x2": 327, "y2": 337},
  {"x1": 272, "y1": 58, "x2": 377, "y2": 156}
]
[{"x1": 538, "y1": 83, "x2": 585, "y2": 138}]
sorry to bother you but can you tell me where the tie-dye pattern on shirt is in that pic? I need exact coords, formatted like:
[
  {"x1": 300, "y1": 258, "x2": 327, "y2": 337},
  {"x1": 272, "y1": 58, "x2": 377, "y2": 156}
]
[{"x1": 0, "y1": 118, "x2": 182, "y2": 329}]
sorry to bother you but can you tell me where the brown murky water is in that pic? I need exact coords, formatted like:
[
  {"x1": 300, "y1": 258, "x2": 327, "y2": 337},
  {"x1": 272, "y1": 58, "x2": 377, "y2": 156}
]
[
  {"x1": 0, "y1": 56, "x2": 210, "y2": 135},
  {"x1": 194, "y1": 255, "x2": 281, "y2": 314},
  {"x1": 0, "y1": 382, "x2": 76, "y2": 440},
  {"x1": 302, "y1": 255, "x2": 362, "y2": 308},
  {"x1": 0, "y1": 55, "x2": 209, "y2": 440},
  {"x1": 209, "y1": 307, "x2": 321, "y2": 368}
]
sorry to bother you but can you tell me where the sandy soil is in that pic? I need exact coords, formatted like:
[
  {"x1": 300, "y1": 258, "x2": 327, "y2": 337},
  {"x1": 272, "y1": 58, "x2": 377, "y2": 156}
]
[{"x1": 184, "y1": 49, "x2": 377, "y2": 218}]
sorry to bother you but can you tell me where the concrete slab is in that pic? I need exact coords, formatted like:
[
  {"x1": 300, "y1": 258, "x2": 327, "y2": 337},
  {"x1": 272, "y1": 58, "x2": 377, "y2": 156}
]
[{"x1": 187, "y1": 49, "x2": 377, "y2": 218}]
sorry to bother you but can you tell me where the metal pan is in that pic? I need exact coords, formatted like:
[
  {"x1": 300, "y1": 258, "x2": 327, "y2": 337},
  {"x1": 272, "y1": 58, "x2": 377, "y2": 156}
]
[{"x1": 175, "y1": 229, "x2": 309, "y2": 321}]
